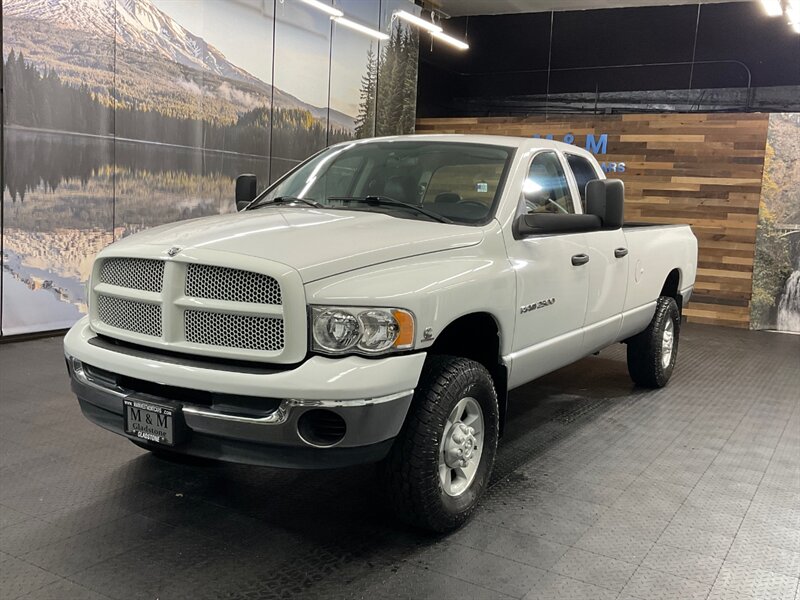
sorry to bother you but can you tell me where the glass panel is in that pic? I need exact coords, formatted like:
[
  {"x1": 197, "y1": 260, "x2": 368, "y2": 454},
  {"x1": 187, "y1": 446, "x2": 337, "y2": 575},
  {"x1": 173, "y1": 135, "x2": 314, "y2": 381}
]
[
  {"x1": 254, "y1": 141, "x2": 513, "y2": 225},
  {"x1": 375, "y1": 0, "x2": 420, "y2": 136},
  {"x1": 271, "y1": 0, "x2": 333, "y2": 182},
  {"x1": 2, "y1": 0, "x2": 115, "y2": 335},
  {"x1": 566, "y1": 154, "x2": 599, "y2": 208},
  {"x1": 114, "y1": 0, "x2": 275, "y2": 234},
  {"x1": 524, "y1": 152, "x2": 575, "y2": 214},
  {"x1": 330, "y1": 0, "x2": 380, "y2": 140}
]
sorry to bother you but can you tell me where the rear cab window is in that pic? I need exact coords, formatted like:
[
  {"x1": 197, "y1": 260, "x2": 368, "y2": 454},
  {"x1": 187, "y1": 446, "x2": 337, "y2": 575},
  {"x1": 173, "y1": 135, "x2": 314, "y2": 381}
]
[{"x1": 422, "y1": 162, "x2": 506, "y2": 211}]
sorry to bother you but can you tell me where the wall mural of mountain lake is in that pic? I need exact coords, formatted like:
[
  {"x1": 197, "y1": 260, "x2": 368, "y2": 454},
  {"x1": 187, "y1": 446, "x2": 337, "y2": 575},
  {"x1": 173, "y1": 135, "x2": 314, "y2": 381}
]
[{"x1": 1, "y1": 0, "x2": 420, "y2": 335}]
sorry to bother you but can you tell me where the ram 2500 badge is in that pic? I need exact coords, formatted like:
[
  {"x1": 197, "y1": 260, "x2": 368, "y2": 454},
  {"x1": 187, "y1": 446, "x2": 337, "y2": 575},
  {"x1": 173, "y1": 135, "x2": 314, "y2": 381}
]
[{"x1": 65, "y1": 135, "x2": 698, "y2": 531}]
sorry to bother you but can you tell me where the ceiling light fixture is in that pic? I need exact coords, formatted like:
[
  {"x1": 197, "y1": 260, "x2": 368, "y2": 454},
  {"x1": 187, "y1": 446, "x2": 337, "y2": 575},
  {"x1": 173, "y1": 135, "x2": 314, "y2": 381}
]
[
  {"x1": 394, "y1": 10, "x2": 442, "y2": 33},
  {"x1": 393, "y1": 9, "x2": 469, "y2": 50},
  {"x1": 333, "y1": 16, "x2": 389, "y2": 40},
  {"x1": 786, "y1": 0, "x2": 798, "y2": 32},
  {"x1": 299, "y1": 0, "x2": 343, "y2": 18},
  {"x1": 759, "y1": 0, "x2": 783, "y2": 16},
  {"x1": 431, "y1": 30, "x2": 469, "y2": 50}
]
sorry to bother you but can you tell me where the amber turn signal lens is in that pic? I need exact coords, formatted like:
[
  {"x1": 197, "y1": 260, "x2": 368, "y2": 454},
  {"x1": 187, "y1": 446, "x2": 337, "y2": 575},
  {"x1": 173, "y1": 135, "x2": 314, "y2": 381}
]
[{"x1": 392, "y1": 309, "x2": 415, "y2": 349}]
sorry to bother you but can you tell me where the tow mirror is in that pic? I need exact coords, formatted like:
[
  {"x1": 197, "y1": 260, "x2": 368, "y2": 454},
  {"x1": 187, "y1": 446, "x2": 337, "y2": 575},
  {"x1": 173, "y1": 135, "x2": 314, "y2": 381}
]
[
  {"x1": 585, "y1": 179, "x2": 624, "y2": 229},
  {"x1": 235, "y1": 174, "x2": 258, "y2": 212},
  {"x1": 513, "y1": 213, "x2": 602, "y2": 238}
]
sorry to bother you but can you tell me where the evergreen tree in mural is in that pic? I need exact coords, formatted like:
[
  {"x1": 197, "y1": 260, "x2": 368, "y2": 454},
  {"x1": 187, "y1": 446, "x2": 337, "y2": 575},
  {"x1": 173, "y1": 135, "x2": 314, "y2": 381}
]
[
  {"x1": 4, "y1": 49, "x2": 114, "y2": 135},
  {"x1": 376, "y1": 24, "x2": 419, "y2": 135},
  {"x1": 354, "y1": 46, "x2": 378, "y2": 139},
  {"x1": 356, "y1": 23, "x2": 418, "y2": 137}
]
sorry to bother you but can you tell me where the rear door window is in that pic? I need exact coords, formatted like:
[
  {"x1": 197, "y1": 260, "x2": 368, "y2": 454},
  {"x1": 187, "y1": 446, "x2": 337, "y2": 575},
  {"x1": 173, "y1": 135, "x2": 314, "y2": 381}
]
[{"x1": 565, "y1": 154, "x2": 600, "y2": 209}]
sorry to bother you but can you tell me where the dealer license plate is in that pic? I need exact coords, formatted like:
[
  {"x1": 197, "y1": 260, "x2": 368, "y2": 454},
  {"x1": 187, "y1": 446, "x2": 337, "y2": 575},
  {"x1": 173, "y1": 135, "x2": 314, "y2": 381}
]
[{"x1": 124, "y1": 398, "x2": 176, "y2": 446}]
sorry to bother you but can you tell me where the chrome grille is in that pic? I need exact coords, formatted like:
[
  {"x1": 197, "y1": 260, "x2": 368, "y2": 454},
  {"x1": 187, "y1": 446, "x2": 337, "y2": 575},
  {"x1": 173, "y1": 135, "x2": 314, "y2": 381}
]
[
  {"x1": 184, "y1": 310, "x2": 284, "y2": 351},
  {"x1": 100, "y1": 258, "x2": 164, "y2": 292},
  {"x1": 97, "y1": 295, "x2": 162, "y2": 337},
  {"x1": 186, "y1": 264, "x2": 282, "y2": 305}
]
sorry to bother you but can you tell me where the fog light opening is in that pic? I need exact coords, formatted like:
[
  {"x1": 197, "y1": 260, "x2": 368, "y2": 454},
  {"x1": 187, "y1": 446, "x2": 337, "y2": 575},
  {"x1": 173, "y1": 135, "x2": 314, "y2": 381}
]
[{"x1": 297, "y1": 409, "x2": 347, "y2": 447}]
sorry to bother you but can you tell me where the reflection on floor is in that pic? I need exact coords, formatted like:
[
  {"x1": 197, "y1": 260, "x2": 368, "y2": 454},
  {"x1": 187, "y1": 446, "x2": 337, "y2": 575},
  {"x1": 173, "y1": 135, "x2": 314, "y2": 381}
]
[{"x1": 0, "y1": 324, "x2": 798, "y2": 600}]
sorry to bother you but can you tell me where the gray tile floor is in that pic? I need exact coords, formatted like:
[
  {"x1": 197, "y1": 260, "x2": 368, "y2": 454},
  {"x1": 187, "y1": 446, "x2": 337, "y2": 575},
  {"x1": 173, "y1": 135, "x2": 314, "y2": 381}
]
[{"x1": 0, "y1": 323, "x2": 798, "y2": 600}]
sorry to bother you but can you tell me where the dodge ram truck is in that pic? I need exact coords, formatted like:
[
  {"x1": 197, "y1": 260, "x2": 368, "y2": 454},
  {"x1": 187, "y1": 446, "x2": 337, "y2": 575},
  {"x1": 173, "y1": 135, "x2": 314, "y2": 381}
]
[{"x1": 64, "y1": 134, "x2": 698, "y2": 531}]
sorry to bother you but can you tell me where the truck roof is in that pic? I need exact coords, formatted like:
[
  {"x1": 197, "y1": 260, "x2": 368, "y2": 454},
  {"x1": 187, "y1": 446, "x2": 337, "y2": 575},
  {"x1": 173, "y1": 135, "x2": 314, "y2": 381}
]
[{"x1": 348, "y1": 133, "x2": 597, "y2": 160}]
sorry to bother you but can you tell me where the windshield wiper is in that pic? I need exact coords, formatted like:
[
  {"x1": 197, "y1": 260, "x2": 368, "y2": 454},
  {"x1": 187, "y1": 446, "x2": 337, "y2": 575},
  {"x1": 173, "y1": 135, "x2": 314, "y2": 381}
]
[
  {"x1": 327, "y1": 196, "x2": 452, "y2": 224},
  {"x1": 250, "y1": 196, "x2": 323, "y2": 209}
]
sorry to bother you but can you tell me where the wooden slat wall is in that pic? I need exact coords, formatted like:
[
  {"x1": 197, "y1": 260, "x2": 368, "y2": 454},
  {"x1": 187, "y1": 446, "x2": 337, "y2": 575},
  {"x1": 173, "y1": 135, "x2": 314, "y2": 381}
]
[{"x1": 416, "y1": 113, "x2": 770, "y2": 328}]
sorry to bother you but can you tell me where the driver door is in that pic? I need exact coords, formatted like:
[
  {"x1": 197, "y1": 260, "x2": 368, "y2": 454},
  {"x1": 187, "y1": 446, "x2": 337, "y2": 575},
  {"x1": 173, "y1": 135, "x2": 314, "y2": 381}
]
[{"x1": 505, "y1": 151, "x2": 591, "y2": 388}]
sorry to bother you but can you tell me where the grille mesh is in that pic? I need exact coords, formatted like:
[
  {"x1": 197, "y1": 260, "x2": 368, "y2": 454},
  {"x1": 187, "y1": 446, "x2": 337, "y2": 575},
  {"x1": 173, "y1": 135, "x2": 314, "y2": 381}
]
[
  {"x1": 97, "y1": 295, "x2": 162, "y2": 337},
  {"x1": 185, "y1": 264, "x2": 282, "y2": 305},
  {"x1": 184, "y1": 310, "x2": 284, "y2": 351},
  {"x1": 100, "y1": 258, "x2": 164, "y2": 292}
]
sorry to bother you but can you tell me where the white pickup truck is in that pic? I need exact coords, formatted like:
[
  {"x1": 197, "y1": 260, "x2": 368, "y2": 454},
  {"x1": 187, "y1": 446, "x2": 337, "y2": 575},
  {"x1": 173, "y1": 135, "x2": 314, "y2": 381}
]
[{"x1": 65, "y1": 134, "x2": 697, "y2": 531}]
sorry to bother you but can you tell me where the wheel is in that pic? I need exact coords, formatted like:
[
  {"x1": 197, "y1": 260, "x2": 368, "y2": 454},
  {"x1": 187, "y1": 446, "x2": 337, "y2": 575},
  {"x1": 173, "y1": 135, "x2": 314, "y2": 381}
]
[
  {"x1": 627, "y1": 295, "x2": 681, "y2": 388},
  {"x1": 379, "y1": 355, "x2": 499, "y2": 532}
]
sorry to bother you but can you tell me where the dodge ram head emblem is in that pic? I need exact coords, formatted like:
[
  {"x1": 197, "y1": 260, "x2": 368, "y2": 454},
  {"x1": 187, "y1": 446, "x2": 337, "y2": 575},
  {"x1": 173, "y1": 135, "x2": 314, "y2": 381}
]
[{"x1": 167, "y1": 246, "x2": 181, "y2": 257}]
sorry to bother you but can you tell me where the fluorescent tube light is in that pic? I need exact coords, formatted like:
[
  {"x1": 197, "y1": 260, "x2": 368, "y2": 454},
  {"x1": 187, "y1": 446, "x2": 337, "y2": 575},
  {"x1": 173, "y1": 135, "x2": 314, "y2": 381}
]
[
  {"x1": 788, "y1": 0, "x2": 800, "y2": 31},
  {"x1": 431, "y1": 30, "x2": 469, "y2": 50},
  {"x1": 334, "y1": 16, "x2": 389, "y2": 40},
  {"x1": 394, "y1": 10, "x2": 442, "y2": 33},
  {"x1": 760, "y1": 0, "x2": 783, "y2": 16},
  {"x1": 299, "y1": 0, "x2": 343, "y2": 18}
]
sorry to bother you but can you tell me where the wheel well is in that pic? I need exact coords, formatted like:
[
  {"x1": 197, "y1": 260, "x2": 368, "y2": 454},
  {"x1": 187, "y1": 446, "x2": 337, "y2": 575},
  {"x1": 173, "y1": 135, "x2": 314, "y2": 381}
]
[
  {"x1": 661, "y1": 268, "x2": 682, "y2": 312},
  {"x1": 428, "y1": 313, "x2": 509, "y2": 434}
]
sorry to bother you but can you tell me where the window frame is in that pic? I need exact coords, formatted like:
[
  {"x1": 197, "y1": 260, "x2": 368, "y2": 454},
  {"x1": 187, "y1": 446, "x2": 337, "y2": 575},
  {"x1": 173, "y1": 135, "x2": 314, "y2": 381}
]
[
  {"x1": 519, "y1": 149, "x2": 583, "y2": 217},
  {"x1": 563, "y1": 151, "x2": 603, "y2": 211}
]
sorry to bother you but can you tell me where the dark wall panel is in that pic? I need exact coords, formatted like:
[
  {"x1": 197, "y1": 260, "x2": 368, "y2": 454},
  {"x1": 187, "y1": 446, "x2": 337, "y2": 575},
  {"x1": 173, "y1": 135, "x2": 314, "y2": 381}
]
[
  {"x1": 694, "y1": 2, "x2": 800, "y2": 88},
  {"x1": 418, "y1": 1, "x2": 800, "y2": 117},
  {"x1": 550, "y1": 5, "x2": 698, "y2": 69}
]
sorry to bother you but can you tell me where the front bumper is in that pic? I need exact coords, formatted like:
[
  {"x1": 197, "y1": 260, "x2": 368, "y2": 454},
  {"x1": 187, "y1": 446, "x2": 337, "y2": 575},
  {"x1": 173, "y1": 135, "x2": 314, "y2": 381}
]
[{"x1": 65, "y1": 317, "x2": 425, "y2": 469}]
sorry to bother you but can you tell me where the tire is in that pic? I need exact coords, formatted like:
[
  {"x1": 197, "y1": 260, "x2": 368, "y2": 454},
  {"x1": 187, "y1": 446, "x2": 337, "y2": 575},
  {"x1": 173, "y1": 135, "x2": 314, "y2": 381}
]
[
  {"x1": 379, "y1": 355, "x2": 499, "y2": 533},
  {"x1": 627, "y1": 295, "x2": 681, "y2": 388}
]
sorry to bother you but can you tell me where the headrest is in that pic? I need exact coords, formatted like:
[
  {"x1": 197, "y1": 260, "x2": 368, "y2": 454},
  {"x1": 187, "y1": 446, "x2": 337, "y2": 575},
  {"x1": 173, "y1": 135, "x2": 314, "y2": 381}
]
[{"x1": 384, "y1": 176, "x2": 416, "y2": 204}]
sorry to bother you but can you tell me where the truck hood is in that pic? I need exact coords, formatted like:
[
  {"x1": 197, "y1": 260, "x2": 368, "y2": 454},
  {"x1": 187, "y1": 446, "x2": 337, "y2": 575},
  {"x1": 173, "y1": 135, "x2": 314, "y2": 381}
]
[{"x1": 110, "y1": 207, "x2": 484, "y2": 282}]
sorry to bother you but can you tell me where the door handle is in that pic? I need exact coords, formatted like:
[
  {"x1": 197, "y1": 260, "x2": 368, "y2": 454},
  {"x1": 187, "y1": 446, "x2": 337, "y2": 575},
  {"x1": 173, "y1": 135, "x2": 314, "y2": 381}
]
[
  {"x1": 614, "y1": 247, "x2": 629, "y2": 258},
  {"x1": 571, "y1": 254, "x2": 590, "y2": 266}
]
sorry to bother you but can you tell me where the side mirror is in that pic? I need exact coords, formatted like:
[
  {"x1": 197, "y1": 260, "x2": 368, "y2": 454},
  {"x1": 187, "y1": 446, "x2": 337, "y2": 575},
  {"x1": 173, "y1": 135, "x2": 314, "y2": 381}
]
[
  {"x1": 585, "y1": 179, "x2": 624, "y2": 229},
  {"x1": 235, "y1": 174, "x2": 258, "y2": 212},
  {"x1": 513, "y1": 213, "x2": 602, "y2": 238}
]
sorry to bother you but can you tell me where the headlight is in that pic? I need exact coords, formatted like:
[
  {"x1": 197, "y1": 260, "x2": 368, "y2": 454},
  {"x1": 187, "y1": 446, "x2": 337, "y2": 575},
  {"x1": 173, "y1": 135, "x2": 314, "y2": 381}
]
[{"x1": 311, "y1": 306, "x2": 415, "y2": 355}]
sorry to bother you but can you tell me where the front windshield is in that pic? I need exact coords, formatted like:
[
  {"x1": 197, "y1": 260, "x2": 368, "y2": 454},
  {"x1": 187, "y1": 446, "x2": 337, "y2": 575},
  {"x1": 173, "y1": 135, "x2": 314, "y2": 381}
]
[{"x1": 250, "y1": 141, "x2": 514, "y2": 225}]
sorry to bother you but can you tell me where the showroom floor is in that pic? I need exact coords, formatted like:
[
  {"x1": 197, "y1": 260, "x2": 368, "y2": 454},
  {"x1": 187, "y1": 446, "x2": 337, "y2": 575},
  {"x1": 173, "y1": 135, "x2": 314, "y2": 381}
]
[{"x1": 0, "y1": 323, "x2": 798, "y2": 600}]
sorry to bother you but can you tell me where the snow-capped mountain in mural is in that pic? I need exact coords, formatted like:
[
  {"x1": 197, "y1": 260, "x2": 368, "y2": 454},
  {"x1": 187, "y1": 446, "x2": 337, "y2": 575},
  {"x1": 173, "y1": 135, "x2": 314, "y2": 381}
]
[{"x1": 3, "y1": 0, "x2": 355, "y2": 129}]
